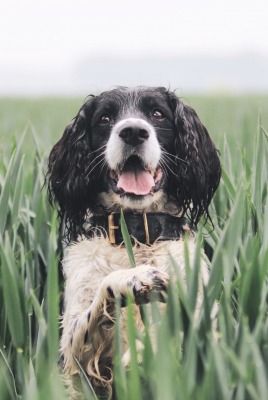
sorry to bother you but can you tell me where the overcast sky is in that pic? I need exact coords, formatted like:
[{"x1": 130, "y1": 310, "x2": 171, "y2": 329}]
[{"x1": 1, "y1": 0, "x2": 268, "y2": 94}]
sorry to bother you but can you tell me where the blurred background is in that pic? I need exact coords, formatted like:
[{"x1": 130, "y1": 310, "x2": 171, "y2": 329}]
[{"x1": 1, "y1": 0, "x2": 268, "y2": 96}]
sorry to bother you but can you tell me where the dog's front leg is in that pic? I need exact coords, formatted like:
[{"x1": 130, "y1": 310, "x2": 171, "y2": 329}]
[{"x1": 61, "y1": 265, "x2": 168, "y2": 390}]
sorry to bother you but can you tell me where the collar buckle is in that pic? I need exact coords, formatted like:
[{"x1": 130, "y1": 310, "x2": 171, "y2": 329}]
[
  {"x1": 107, "y1": 212, "x2": 150, "y2": 245},
  {"x1": 107, "y1": 213, "x2": 119, "y2": 244},
  {"x1": 143, "y1": 213, "x2": 150, "y2": 245}
]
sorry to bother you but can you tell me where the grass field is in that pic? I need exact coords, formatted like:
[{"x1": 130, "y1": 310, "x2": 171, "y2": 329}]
[{"x1": 0, "y1": 95, "x2": 268, "y2": 400}]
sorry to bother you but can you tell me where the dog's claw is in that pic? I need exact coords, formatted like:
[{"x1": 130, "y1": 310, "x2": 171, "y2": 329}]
[{"x1": 131, "y1": 268, "x2": 169, "y2": 306}]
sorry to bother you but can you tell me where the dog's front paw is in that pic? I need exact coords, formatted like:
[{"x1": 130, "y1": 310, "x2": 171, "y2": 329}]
[
  {"x1": 103, "y1": 266, "x2": 169, "y2": 307},
  {"x1": 129, "y1": 267, "x2": 169, "y2": 305}
]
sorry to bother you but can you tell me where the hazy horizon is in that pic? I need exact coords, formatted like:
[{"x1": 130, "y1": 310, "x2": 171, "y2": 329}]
[{"x1": 1, "y1": 0, "x2": 268, "y2": 96}]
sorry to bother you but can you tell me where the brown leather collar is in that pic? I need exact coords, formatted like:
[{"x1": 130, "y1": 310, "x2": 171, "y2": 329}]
[{"x1": 86, "y1": 212, "x2": 189, "y2": 245}]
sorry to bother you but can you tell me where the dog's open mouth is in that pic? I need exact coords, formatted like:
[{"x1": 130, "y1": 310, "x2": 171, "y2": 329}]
[{"x1": 109, "y1": 155, "x2": 163, "y2": 196}]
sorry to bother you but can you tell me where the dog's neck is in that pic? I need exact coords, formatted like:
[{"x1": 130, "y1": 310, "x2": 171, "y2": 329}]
[{"x1": 85, "y1": 212, "x2": 190, "y2": 246}]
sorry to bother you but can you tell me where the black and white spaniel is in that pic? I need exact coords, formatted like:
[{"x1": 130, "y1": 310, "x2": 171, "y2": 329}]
[{"x1": 47, "y1": 86, "x2": 221, "y2": 398}]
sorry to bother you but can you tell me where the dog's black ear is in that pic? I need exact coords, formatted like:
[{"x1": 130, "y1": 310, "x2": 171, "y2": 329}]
[
  {"x1": 47, "y1": 97, "x2": 97, "y2": 238},
  {"x1": 167, "y1": 92, "x2": 221, "y2": 225}
]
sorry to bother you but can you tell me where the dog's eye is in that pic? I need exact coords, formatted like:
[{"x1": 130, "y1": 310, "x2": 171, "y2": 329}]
[
  {"x1": 153, "y1": 110, "x2": 164, "y2": 120},
  {"x1": 100, "y1": 115, "x2": 110, "y2": 124}
]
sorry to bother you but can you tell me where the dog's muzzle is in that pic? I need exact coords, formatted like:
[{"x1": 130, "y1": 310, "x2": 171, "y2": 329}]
[{"x1": 106, "y1": 118, "x2": 164, "y2": 197}]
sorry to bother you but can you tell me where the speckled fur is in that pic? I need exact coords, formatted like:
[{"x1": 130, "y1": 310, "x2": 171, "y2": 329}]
[{"x1": 60, "y1": 235, "x2": 208, "y2": 398}]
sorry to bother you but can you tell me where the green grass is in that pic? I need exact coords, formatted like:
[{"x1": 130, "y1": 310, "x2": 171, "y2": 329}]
[{"x1": 0, "y1": 95, "x2": 268, "y2": 400}]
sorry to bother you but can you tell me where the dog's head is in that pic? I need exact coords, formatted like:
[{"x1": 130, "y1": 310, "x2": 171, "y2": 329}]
[{"x1": 47, "y1": 86, "x2": 221, "y2": 239}]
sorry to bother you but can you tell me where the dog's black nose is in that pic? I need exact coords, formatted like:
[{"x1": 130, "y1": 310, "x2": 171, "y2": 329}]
[{"x1": 119, "y1": 126, "x2": 149, "y2": 146}]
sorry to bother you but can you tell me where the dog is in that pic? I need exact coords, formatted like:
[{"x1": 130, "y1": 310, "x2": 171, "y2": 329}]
[{"x1": 47, "y1": 86, "x2": 221, "y2": 398}]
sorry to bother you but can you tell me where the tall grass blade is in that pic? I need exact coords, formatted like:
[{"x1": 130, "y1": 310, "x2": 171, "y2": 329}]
[
  {"x1": 114, "y1": 300, "x2": 127, "y2": 399},
  {"x1": 251, "y1": 111, "x2": 267, "y2": 231},
  {"x1": 0, "y1": 348, "x2": 19, "y2": 399},
  {"x1": 47, "y1": 212, "x2": 60, "y2": 363},
  {"x1": 125, "y1": 298, "x2": 142, "y2": 400},
  {"x1": 207, "y1": 186, "x2": 245, "y2": 307},
  {"x1": 0, "y1": 152, "x2": 15, "y2": 236},
  {"x1": 73, "y1": 356, "x2": 98, "y2": 400},
  {"x1": 11, "y1": 155, "x2": 24, "y2": 229},
  {"x1": 0, "y1": 234, "x2": 26, "y2": 349},
  {"x1": 120, "y1": 210, "x2": 136, "y2": 267}
]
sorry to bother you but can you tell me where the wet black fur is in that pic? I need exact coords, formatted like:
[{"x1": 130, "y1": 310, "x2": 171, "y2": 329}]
[{"x1": 46, "y1": 87, "x2": 221, "y2": 242}]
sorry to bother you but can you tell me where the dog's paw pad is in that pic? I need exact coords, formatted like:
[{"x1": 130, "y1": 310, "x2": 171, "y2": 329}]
[{"x1": 132, "y1": 268, "x2": 169, "y2": 305}]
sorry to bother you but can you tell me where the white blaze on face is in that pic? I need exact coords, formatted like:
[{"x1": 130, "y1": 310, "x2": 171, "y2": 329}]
[{"x1": 105, "y1": 118, "x2": 162, "y2": 196}]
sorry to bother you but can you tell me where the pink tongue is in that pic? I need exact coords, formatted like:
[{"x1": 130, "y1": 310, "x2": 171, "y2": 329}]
[{"x1": 117, "y1": 170, "x2": 155, "y2": 195}]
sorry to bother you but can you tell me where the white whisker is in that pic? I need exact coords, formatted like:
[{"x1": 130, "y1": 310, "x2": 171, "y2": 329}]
[
  {"x1": 159, "y1": 157, "x2": 181, "y2": 179},
  {"x1": 86, "y1": 151, "x2": 107, "y2": 172},
  {"x1": 161, "y1": 148, "x2": 188, "y2": 164},
  {"x1": 89, "y1": 144, "x2": 107, "y2": 155},
  {"x1": 86, "y1": 156, "x2": 106, "y2": 178},
  {"x1": 99, "y1": 160, "x2": 108, "y2": 177}
]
